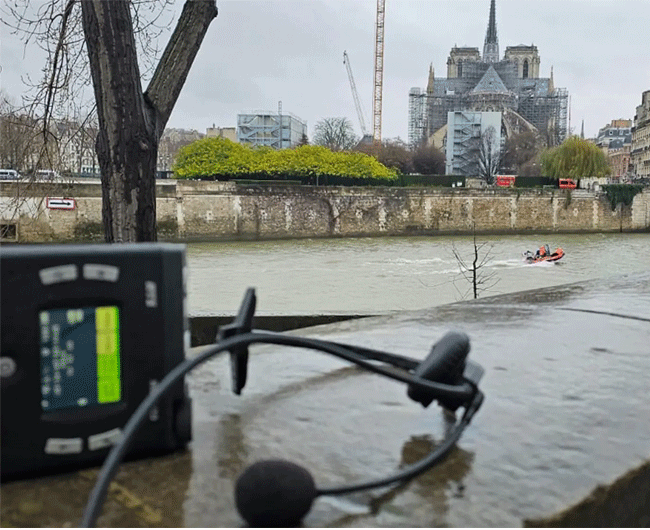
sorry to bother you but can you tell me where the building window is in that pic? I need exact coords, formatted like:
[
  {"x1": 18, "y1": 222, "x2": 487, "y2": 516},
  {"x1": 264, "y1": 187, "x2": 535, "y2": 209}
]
[
  {"x1": 523, "y1": 59, "x2": 529, "y2": 79},
  {"x1": 457, "y1": 60, "x2": 463, "y2": 78}
]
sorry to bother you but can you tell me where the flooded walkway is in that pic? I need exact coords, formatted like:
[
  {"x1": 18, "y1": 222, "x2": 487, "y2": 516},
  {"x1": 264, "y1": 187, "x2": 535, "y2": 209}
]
[{"x1": 2, "y1": 272, "x2": 649, "y2": 527}]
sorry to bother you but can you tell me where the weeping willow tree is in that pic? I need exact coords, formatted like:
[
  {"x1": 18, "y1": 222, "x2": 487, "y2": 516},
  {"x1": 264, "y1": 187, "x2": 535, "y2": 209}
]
[{"x1": 540, "y1": 136, "x2": 611, "y2": 180}]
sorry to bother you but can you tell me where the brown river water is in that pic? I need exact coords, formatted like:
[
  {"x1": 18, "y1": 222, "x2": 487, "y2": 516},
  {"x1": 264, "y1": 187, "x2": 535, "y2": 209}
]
[{"x1": 186, "y1": 232, "x2": 650, "y2": 315}]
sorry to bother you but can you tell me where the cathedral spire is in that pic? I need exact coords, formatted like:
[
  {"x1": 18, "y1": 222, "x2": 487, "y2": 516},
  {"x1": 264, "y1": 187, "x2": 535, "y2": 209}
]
[
  {"x1": 483, "y1": 0, "x2": 499, "y2": 62},
  {"x1": 549, "y1": 66, "x2": 555, "y2": 93},
  {"x1": 427, "y1": 63, "x2": 435, "y2": 95}
]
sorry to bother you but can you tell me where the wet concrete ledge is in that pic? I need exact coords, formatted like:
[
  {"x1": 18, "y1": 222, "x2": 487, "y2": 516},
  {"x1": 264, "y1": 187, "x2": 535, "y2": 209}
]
[
  {"x1": 190, "y1": 314, "x2": 376, "y2": 347},
  {"x1": 524, "y1": 459, "x2": 650, "y2": 527},
  {"x1": 1, "y1": 272, "x2": 649, "y2": 527}
]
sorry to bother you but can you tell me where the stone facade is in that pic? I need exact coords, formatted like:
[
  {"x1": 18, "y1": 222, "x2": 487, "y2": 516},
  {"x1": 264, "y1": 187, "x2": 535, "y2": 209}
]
[
  {"x1": 157, "y1": 128, "x2": 205, "y2": 174},
  {"x1": 631, "y1": 90, "x2": 650, "y2": 179},
  {"x1": 608, "y1": 146, "x2": 632, "y2": 180},
  {"x1": 596, "y1": 119, "x2": 633, "y2": 179},
  {"x1": 205, "y1": 126, "x2": 237, "y2": 142},
  {"x1": 2, "y1": 180, "x2": 649, "y2": 244},
  {"x1": 596, "y1": 119, "x2": 632, "y2": 150}
]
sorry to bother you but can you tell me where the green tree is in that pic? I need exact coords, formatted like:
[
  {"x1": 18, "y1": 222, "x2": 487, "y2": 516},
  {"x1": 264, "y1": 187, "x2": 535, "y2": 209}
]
[
  {"x1": 541, "y1": 136, "x2": 611, "y2": 179},
  {"x1": 172, "y1": 137, "x2": 255, "y2": 178}
]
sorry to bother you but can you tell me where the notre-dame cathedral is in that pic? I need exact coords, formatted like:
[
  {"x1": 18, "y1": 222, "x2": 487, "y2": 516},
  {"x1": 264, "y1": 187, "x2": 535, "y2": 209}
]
[{"x1": 408, "y1": 0, "x2": 568, "y2": 175}]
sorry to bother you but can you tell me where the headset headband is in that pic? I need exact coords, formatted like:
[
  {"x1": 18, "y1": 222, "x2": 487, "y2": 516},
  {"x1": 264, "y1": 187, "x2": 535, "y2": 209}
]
[{"x1": 81, "y1": 288, "x2": 485, "y2": 527}]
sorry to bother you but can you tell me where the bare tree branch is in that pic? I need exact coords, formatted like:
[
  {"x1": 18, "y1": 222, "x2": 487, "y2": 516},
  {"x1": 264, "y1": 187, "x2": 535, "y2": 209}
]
[
  {"x1": 145, "y1": 0, "x2": 218, "y2": 138},
  {"x1": 451, "y1": 228, "x2": 500, "y2": 300},
  {"x1": 313, "y1": 117, "x2": 359, "y2": 151},
  {"x1": 3, "y1": 0, "x2": 217, "y2": 242},
  {"x1": 477, "y1": 125, "x2": 503, "y2": 185}
]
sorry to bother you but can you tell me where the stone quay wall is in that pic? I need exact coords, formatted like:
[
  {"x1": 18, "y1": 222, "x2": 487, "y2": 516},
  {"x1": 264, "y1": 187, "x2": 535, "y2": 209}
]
[{"x1": 1, "y1": 180, "x2": 649, "y2": 243}]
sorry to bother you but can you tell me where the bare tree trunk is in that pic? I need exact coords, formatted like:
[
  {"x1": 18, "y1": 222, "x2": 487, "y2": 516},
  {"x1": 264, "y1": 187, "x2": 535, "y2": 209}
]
[
  {"x1": 80, "y1": 0, "x2": 217, "y2": 242},
  {"x1": 472, "y1": 232, "x2": 478, "y2": 299},
  {"x1": 451, "y1": 224, "x2": 500, "y2": 301}
]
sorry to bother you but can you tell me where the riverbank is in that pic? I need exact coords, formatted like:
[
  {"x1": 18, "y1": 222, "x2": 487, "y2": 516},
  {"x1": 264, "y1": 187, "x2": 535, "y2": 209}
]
[{"x1": 1, "y1": 180, "x2": 649, "y2": 243}]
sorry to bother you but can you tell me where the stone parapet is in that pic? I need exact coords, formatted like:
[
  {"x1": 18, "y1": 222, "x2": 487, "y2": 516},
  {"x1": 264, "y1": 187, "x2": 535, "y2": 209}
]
[{"x1": 1, "y1": 180, "x2": 649, "y2": 243}]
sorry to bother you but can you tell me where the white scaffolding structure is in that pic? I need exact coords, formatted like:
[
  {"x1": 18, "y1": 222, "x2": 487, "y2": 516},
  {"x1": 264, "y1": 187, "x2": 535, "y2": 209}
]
[{"x1": 237, "y1": 111, "x2": 307, "y2": 149}]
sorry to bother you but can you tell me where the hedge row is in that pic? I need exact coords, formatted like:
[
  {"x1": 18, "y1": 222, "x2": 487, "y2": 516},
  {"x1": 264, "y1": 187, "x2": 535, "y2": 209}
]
[{"x1": 172, "y1": 138, "x2": 398, "y2": 182}]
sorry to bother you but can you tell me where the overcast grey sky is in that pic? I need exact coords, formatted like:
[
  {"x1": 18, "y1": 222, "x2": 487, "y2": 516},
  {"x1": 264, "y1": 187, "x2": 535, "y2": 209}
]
[{"x1": 1, "y1": 0, "x2": 649, "y2": 141}]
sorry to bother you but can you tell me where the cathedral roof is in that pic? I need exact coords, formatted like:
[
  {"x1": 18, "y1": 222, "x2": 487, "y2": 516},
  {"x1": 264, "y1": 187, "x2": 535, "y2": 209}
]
[{"x1": 471, "y1": 65, "x2": 510, "y2": 94}]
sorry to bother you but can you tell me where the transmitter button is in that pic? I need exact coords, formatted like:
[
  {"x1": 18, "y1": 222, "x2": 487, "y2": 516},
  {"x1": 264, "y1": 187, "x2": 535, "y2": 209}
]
[
  {"x1": 0, "y1": 357, "x2": 17, "y2": 378},
  {"x1": 83, "y1": 264, "x2": 119, "y2": 282},
  {"x1": 39, "y1": 265, "x2": 78, "y2": 285},
  {"x1": 45, "y1": 437, "x2": 83, "y2": 454},
  {"x1": 145, "y1": 281, "x2": 158, "y2": 308},
  {"x1": 88, "y1": 428, "x2": 122, "y2": 451}
]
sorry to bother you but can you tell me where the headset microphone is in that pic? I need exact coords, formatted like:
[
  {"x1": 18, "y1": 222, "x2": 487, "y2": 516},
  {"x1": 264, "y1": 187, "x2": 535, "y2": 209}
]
[
  {"x1": 235, "y1": 460, "x2": 317, "y2": 527},
  {"x1": 80, "y1": 289, "x2": 485, "y2": 528}
]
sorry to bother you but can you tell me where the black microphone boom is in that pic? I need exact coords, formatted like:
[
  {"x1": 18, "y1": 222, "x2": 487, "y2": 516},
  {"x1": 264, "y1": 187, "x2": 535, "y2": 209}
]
[{"x1": 217, "y1": 287, "x2": 256, "y2": 395}]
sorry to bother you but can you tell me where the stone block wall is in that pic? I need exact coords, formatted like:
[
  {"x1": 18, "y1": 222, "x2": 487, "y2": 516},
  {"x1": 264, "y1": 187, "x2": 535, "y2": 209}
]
[{"x1": 1, "y1": 180, "x2": 648, "y2": 243}]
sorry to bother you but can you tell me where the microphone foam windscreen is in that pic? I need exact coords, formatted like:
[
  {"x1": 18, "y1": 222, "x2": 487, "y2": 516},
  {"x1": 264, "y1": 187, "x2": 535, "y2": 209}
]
[{"x1": 235, "y1": 459, "x2": 317, "y2": 527}]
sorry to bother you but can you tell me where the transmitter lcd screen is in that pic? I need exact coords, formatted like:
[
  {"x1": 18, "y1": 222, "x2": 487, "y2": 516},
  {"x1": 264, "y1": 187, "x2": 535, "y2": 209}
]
[{"x1": 39, "y1": 306, "x2": 121, "y2": 411}]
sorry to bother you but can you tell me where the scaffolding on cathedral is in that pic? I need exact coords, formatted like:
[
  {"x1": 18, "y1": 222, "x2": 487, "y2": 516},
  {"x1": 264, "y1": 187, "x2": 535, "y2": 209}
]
[
  {"x1": 408, "y1": 0, "x2": 569, "y2": 158},
  {"x1": 408, "y1": 88, "x2": 428, "y2": 149}
]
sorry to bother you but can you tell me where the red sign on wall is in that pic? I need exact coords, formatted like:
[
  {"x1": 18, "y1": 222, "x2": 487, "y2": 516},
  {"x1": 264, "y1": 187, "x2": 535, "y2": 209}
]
[{"x1": 495, "y1": 176, "x2": 516, "y2": 187}]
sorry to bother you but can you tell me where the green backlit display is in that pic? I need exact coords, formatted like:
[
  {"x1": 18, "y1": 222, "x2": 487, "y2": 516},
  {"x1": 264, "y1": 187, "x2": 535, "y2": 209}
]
[
  {"x1": 40, "y1": 306, "x2": 121, "y2": 411},
  {"x1": 96, "y1": 306, "x2": 121, "y2": 404}
]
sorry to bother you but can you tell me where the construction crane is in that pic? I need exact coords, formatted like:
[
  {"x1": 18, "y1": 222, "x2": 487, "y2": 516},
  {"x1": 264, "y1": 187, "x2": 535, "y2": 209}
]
[
  {"x1": 343, "y1": 51, "x2": 371, "y2": 142},
  {"x1": 372, "y1": 0, "x2": 386, "y2": 143}
]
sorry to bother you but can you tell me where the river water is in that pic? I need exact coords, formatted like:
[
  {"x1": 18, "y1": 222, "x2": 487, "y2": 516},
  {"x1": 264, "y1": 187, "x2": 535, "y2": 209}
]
[{"x1": 186, "y1": 232, "x2": 650, "y2": 316}]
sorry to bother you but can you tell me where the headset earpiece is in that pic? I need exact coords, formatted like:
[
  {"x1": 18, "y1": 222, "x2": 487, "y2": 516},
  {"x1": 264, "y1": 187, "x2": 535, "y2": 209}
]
[{"x1": 407, "y1": 331, "x2": 470, "y2": 410}]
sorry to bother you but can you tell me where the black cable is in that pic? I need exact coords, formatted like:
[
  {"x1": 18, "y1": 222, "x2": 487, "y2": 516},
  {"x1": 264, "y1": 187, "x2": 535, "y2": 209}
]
[
  {"x1": 317, "y1": 390, "x2": 483, "y2": 495},
  {"x1": 248, "y1": 331, "x2": 474, "y2": 400},
  {"x1": 318, "y1": 407, "x2": 467, "y2": 495},
  {"x1": 80, "y1": 331, "x2": 479, "y2": 527}
]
